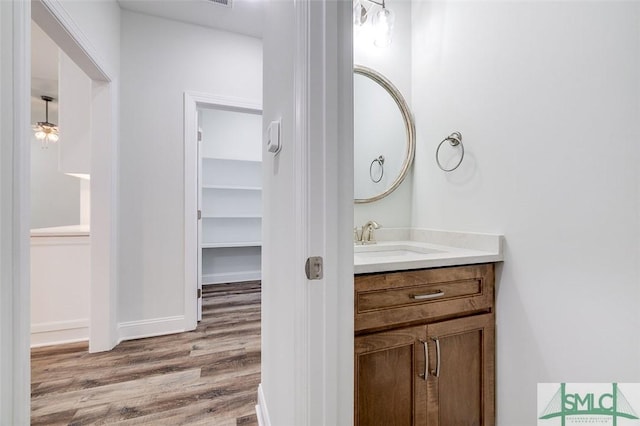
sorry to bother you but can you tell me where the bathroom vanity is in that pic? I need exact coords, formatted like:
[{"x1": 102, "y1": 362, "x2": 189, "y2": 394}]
[
  {"x1": 353, "y1": 230, "x2": 502, "y2": 426},
  {"x1": 352, "y1": 63, "x2": 502, "y2": 425}
]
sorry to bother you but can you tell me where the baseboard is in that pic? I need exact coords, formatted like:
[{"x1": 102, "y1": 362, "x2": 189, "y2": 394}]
[
  {"x1": 117, "y1": 315, "x2": 186, "y2": 343},
  {"x1": 256, "y1": 383, "x2": 271, "y2": 426},
  {"x1": 31, "y1": 319, "x2": 89, "y2": 348},
  {"x1": 202, "y1": 270, "x2": 261, "y2": 285}
]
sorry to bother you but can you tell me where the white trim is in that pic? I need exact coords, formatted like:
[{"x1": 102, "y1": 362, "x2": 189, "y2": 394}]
[
  {"x1": 335, "y1": 2, "x2": 356, "y2": 423},
  {"x1": 256, "y1": 383, "x2": 271, "y2": 426},
  {"x1": 292, "y1": 1, "x2": 311, "y2": 423},
  {"x1": 183, "y1": 91, "x2": 263, "y2": 331},
  {"x1": 31, "y1": 319, "x2": 89, "y2": 334},
  {"x1": 202, "y1": 271, "x2": 261, "y2": 285},
  {"x1": 186, "y1": 91, "x2": 262, "y2": 113},
  {"x1": 88, "y1": 80, "x2": 118, "y2": 353},
  {"x1": 1, "y1": 1, "x2": 32, "y2": 422},
  {"x1": 30, "y1": 235, "x2": 90, "y2": 246},
  {"x1": 31, "y1": 0, "x2": 112, "y2": 82},
  {"x1": 30, "y1": 320, "x2": 89, "y2": 348},
  {"x1": 117, "y1": 316, "x2": 186, "y2": 342},
  {"x1": 184, "y1": 92, "x2": 199, "y2": 329}
]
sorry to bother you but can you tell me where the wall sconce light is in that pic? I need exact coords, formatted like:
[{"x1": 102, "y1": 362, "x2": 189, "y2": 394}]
[
  {"x1": 33, "y1": 95, "x2": 59, "y2": 147},
  {"x1": 353, "y1": 0, "x2": 395, "y2": 48}
]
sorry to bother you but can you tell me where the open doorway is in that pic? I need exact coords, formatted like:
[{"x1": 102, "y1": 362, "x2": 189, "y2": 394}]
[
  {"x1": 184, "y1": 93, "x2": 262, "y2": 324},
  {"x1": 29, "y1": 21, "x2": 92, "y2": 349},
  {"x1": 30, "y1": 0, "x2": 118, "y2": 353},
  {"x1": 198, "y1": 105, "x2": 262, "y2": 314}
]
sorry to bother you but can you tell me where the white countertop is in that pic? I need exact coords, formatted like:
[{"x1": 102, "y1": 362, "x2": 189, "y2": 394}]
[
  {"x1": 30, "y1": 224, "x2": 90, "y2": 237},
  {"x1": 354, "y1": 228, "x2": 503, "y2": 274}
]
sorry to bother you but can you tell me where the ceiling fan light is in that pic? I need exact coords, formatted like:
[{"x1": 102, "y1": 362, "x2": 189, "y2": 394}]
[
  {"x1": 35, "y1": 129, "x2": 46, "y2": 140},
  {"x1": 33, "y1": 96, "x2": 59, "y2": 147}
]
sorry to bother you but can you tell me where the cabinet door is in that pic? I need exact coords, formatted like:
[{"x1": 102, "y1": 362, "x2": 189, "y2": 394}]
[
  {"x1": 426, "y1": 313, "x2": 495, "y2": 426},
  {"x1": 355, "y1": 326, "x2": 428, "y2": 426}
]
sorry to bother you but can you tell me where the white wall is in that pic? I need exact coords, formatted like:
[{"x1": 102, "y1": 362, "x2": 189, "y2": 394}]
[
  {"x1": 260, "y1": 0, "x2": 299, "y2": 421},
  {"x1": 58, "y1": 51, "x2": 91, "y2": 175},
  {"x1": 119, "y1": 10, "x2": 262, "y2": 325},
  {"x1": 54, "y1": 0, "x2": 121, "y2": 79},
  {"x1": 199, "y1": 108, "x2": 262, "y2": 161},
  {"x1": 30, "y1": 235, "x2": 90, "y2": 346},
  {"x1": 411, "y1": 2, "x2": 640, "y2": 424},
  {"x1": 354, "y1": 0, "x2": 413, "y2": 229}
]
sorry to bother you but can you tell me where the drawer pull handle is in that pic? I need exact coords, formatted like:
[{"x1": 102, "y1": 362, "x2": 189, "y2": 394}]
[
  {"x1": 418, "y1": 339, "x2": 428, "y2": 380},
  {"x1": 431, "y1": 337, "x2": 441, "y2": 378},
  {"x1": 411, "y1": 291, "x2": 445, "y2": 300}
]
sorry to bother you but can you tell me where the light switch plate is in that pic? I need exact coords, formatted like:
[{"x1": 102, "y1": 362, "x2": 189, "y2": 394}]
[{"x1": 267, "y1": 120, "x2": 281, "y2": 154}]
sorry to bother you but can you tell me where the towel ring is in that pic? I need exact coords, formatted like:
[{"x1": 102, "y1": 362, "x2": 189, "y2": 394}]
[
  {"x1": 436, "y1": 132, "x2": 464, "y2": 172},
  {"x1": 370, "y1": 155, "x2": 385, "y2": 183}
]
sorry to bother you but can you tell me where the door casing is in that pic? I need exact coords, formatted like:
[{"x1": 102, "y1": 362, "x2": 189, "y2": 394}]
[{"x1": 183, "y1": 92, "x2": 262, "y2": 327}]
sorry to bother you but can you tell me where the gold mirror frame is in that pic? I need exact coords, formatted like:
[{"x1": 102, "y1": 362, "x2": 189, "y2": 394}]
[{"x1": 354, "y1": 65, "x2": 416, "y2": 204}]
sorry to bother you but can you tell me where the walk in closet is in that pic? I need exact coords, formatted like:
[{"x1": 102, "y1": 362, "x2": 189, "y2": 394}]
[{"x1": 198, "y1": 107, "x2": 262, "y2": 285}]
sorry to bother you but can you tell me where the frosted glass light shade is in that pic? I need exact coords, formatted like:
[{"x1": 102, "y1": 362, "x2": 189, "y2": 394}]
[
  {"x1": 373, "y1": 7, "x2": 395, "y2": 48},
  {"x1": 33, "y1": 122, "x2": 59, "y2": 146},
  {"x1": 353, "y1": 0, "x2": 367, "y2": 26}
]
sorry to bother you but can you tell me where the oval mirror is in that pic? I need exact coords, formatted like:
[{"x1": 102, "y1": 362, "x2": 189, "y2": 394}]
[{"x1": 354, "y1": 65, "x2": 415, "y2": 203}]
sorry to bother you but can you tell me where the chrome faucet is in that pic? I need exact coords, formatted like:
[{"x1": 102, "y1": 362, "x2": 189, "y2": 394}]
[{"x1": 359, "y1": 220, "x2": 381, "y2": 245}]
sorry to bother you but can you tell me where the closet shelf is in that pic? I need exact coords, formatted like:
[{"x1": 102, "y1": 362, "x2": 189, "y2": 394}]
[
  {"x1": 202, "y1": 241, "x2": 262, "y2": 249},
  {"x1": 202, "y1": 214, "x2": 262, "y2": 219},
  {"x1": 202, "y1": 184, "x2": 262, "y2": 191},
  {"x1": 202, "y1": 156, "x2": 261, "y2": 164}
]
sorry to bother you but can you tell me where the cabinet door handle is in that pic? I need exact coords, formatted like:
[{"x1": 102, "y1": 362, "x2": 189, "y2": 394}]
[
  {"x1": 410, "y1": 290, "x2": 445, "y2": 300},
  {"x1": 418, "y1": 339, "x2": 428, "y2": 380},
  {"x1": 431, "y1": 337, "x2": 441, "y2": 378}
]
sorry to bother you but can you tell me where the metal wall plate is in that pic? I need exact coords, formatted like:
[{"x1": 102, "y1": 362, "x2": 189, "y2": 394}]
[{"x1": 305, "y1": 256, "x2": 323, "y2": 280}]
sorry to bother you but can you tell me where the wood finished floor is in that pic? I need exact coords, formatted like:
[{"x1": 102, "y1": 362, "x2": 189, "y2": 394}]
[{"x1": 31, "y1": 281, "x2": 261, "y2": 426}]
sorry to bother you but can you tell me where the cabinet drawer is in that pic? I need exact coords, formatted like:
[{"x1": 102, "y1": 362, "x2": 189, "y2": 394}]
[
  {"x1": 358, "y1": 279, "x2": 481, "y2": 312},
  {"x1": 355, "y1": 264, "x2": 494, "y2": 333}
]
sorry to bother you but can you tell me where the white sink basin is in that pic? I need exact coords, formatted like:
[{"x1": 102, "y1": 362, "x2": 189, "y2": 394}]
[
  {"x1": 354, "y1": 244, "x2": 445, "y2": 259},
  {"x1": 352, "y1": 232, "x2": 504, "y2": 274}
]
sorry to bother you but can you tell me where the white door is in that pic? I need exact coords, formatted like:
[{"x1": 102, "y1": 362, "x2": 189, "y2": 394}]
[{"x1": 257, "y1": 0, "x2": 354, "y2": 425}]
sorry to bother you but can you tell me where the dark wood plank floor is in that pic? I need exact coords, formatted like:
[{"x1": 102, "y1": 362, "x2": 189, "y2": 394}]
[{"x1": 31, "y1": 281, "x2": 261, "y2": 425}]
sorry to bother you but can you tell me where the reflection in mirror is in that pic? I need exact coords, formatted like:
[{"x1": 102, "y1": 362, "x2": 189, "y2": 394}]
[{"x1": 354, "y1": 65, "x2": 415, "y2": 203}]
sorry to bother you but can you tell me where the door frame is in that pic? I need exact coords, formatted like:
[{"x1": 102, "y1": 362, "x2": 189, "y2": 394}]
[
  {"x1": 183, "y1": 92, "x2": 262, "y2": 329},
  {"x1": 257, "y1": 0, "x2": 354, "y2": 423},
  {"x1": 1, "y1": 0, "x2": 118, "y2": 421},
  {"x1": 1, "y1": 1, "x2": 32, "y2": 421},
  {"x1": 296, "y1": 1, "x2": 354, "y2": 423}
]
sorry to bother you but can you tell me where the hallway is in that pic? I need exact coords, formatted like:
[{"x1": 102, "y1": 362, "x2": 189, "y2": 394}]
[{"x1": 31, "y1": 281, "x2": 261, "y2": 425}]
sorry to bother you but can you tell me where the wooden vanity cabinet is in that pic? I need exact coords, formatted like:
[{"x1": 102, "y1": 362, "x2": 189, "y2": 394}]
[{"x1": 355, "y1": 263, "x2": 495, "y2": 426}]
